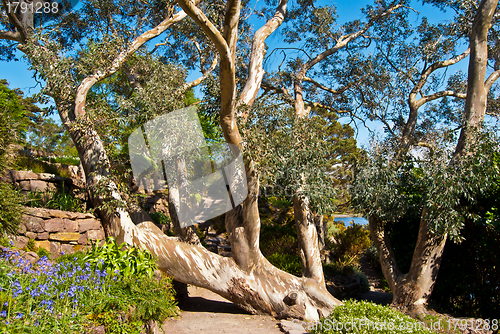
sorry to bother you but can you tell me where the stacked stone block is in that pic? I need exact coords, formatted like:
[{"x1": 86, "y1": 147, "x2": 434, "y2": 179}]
[{"x1": 16, "y1": 207, "x2": 105, "y2": 256}]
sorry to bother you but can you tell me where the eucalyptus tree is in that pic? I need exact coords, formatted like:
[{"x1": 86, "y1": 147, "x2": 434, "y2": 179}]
[
  {"x1": 351, "y1": 0, "x2": 500, "y2": 314},
  {"x1": 0, "y1": 0, "x2": 349, "y2": 320}
]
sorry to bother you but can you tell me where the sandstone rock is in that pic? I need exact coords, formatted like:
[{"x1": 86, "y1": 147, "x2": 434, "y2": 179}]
[
  {"x1": 35, "y1": 240, "x2": 50, "y2": 252},
  {"x1": 15, "y1": 236, "x2": 29, "y2": 249},
  {"x1": 30, "y1": 180, "x2": 55, "y2": 192},
  {"x1": 49, "y1": 232, "x2": 80, "y2": 242},
  {"x1": 25, "y1": 207, "x2": 52, "y2": 219},
  {"x1": 45, "y1": 218, "x2": 64, "y2": 232},
  {"x1": 86, "y1": 229, "x2": 105, "y2": 241},
  {"x1": 17, "y1": 223, "x2": 27, "y2": 235},
  {"x1": 72, "y1": 211, "x2": 96, "y2": 219},
  {"x1": 78, "y1": 233, "x2": 88, "y2": 245},
  {"x1": 24, "y1": 219, "x2": 45, "y2": 233},
  {"x1": 36, "y1": 232, "x2": 49, "y2": 240},
  {"x1": 50, "y1": 242, "x2": 60, "y2": 254},
  {"x1": 78, "y1": 219, "x2": 101, "y2": 232},
  {"x1": 19, "y1": 180, "x2": 31, "y2": 191},
  {"x1": 26, "y1": 231, "x2": 36, "y2": 240},
  {"x1": 63, "y1": 219, "x2": 78, "y2": 232},
  {"x1": 10, "y1": 170, "x2": 39, "y2": 182},
  {"x1": 45, "y1": 209, "x2": 72, "y2": 219},
  {"x1": 60, "y1": 243, "x2": 75, "y2": 255}
]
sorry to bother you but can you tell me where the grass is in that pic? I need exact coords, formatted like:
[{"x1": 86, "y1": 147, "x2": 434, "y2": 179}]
[
  {"x1": 37, "y1": 156, "x2": 80, "y2": 167},
  {"x1": 0, "y1": 243, "x2": 178, "y2": 333},
  {"x1": 13, "y1": 156, "x2": 72, "y2": 179}
]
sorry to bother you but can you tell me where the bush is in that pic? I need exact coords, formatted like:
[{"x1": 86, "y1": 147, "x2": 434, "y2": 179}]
[
  {"x1": 23, "y1": 185, "x2": 85, "y2": 213},
  {"x1": 310, "y1": 300, "x2": 433, "y2": 334},
  {"x1": 267, "y1": 253, "x2": 302, "y2": 277},
  {"x1": 260, "y1": 222, "x2": 302, "y2": 276},
  {"x1": 83, "y1": 237, "x2": 157, "y2": 278},
  {"x1": 328, "y1": 222, "x2": 371, "y2": 268},
  {"x1": 0, "y1": 182, "x2": 24, "y2": 235}
]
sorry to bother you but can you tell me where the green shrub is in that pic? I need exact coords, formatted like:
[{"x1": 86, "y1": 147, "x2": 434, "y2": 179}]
[
  {"x1": 310, "y1": 300, "x2": 433, "y2": 334},
  {"x1": 0, "y1": 182, "x2": 24, "y2": 235},
  {"x1": 328, "y1": 222, "x2": 371, "y2": 268},
  {"x1": 83, "y1": 237, "x2": 157, "y2": 278},
  {"x1": 23, "y1": 185, "x2": 85, "y2": 213},
  {"x1": 149, "y1": 211, "x2": 171, "y2": 225},
  {"x1": 267, "y1": 253, "x2": 302, "y2": 276},
  {"x1": 14, "y1": 155, "x2": 72, "y2": 178}
]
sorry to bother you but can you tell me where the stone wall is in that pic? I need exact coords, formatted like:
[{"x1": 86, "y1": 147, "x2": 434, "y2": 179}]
[
  {"x1": 1, "y1": 170, "x2": 84, "y2": 194},
  {"x1": 15, "y1": 207, "x2": 105, "y2": 257}
]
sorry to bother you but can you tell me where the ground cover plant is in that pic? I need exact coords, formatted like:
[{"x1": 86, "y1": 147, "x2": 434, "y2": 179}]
[
  {"x1": 0, "y1": 240, "x2": 178, "y2": 333},
  {"x1": 310, "y1": 300, "x2": 434, "y2": 334}
]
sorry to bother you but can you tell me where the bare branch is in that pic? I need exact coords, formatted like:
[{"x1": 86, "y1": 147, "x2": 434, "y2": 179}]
[
  {"x1": 0, "y1": 30, "x2": 22, "y2": 42},
  {"x1": 2, "y1": 0, "x2": 28, "y2": 42},
  {"x1": 175, "y1": 54, "x2": 218, "y2": 95},
  {"x1": 237, "y1": 0, "x2": 287, "y2": 112},
  {"x1": 485, "y1": 69, "x2": 500, "y2": 91},
  {"x1": 302, "y1": 76, "x2": 357, "y2": 95},
  {"x1": 418, "y1": 90, "x2": 467, "y2": 106}
]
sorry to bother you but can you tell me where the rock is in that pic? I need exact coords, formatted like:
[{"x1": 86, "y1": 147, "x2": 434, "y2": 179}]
[
  {"x1": 60, "y1": 243, "x2": 75, "y2": 255},
  {"x1": 78, "y1": 219, "x2": 102, "y2": 232},
  {"x1": 45, "y1": 209, "x2": 72, "y2": 219},
  {"x1": 10, "y1": 170, "x2": 39, "y2": 181},
  {"x1": 15, "y1": 236, "x2": 29, "y2": 249},
  {"x1": 86, "y1": 229, "x2": 105, "y2": 241},
  {"x1": 45, "y1": 218, "x2": 64, "y2": 232},
  {"x1": 25, "y1": 207, "x2": 52, "y2": 219},
  {"x1": 17, "y1": 223, "x2": 27, "y2": 235},
  {"x1": 280, "y1": 320, "x2": 309, "y2": 334},
  {"x1": 24, "y1": 218, "x2": 45, "y2": 233},
  {"x1": 78, "y1": 233, "x2": 88, "y2": 245},
  {"x1": 23, "y1": 251, "x2": 39, "y2": 265},
  {"x1": 50, "y1": 242, "x2": 60, "y2": 254},
  {"x1": 90, "y1": 325, "x2": 105, "y2": 334},
  {"x1": 36, "y1": 232, "x2": 49, "y2": 240},
  {"x1": 63, "y1": 219, "x2": 78, "y2": 232},
  {"x1": 19, "y1": 180, "x2": 31, "y2": 191},
  {"x1": 72, "y1": 211, "x2": 95, "y2": 219},
  {"x1": 49, "y1": 232, "x2": 80, "y2": 242},
  {"x1": 35, "y1": 240, "x2": 50, "y2": 252},
  {"x1": 30, "y1": 180, "x2": 55, "y2": 192},
  {"x1": 26, "y1": 231, "x2": 37, "y2": 240}
]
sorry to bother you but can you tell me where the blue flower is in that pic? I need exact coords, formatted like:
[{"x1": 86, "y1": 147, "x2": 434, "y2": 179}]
[
  {"x1": 0, "y1": 310, "x2": 6, "y2": 318},
  {"x1": 16, "y1": 313, "x2": 23, "y2": 319}
]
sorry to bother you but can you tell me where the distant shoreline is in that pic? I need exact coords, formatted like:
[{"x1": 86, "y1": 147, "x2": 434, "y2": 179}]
[{"x1": 333, "y1": 214, "x2": 364, "y2": 218}]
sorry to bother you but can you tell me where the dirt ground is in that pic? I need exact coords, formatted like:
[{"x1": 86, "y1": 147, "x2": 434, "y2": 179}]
[{"x1": 162, "y1": 286, "x2": 286, "y2": 334}]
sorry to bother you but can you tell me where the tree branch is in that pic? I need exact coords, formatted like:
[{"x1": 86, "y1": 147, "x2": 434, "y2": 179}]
[
  {"x1": 237, "y1": 0, "x2": 287, "y2": 112},
  {"x1": 303, "y1": 76, "x2": 357, "y2": 95},
  {"x1": 175, "y1": 54, "x2": 218, "y2": 95},
  {"x1": 74, "y1": 8, "x2": 188, "y2": 118},
  {"x1": 485, "y1": 69, "x2": 500, "y2": 91},
  {"x1": 2, "y1": 0, "x2": 28, "y2": 42},
  {"x1": 0, "y1": 30, "x2": 22, "y2": 42}
]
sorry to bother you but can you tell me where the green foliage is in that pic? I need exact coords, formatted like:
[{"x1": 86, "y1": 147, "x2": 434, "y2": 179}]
[
  {"x1": 23, "y1": 185, "x2": 85, "y2": 213},
  {"x1": 149, "y1": 211, "x2": 171, "y2": 225},
  {"x1": 267, "y1": 253, "x2": 302, "y2": 277},
  {"x1": 0, "y1": 247, "x2": 177, "y2": 333},
  {"x1": 328, "y1": 222, "x2": 371, "y2": 268},
  {"x1": 83, "y1": 237, "x2": 157, "y2": 279},
  {"x1": 26, "y1": 117, "x2": 78, "y2": 157},
  {"x1": 0, "y1": 182, "x2": 23, "y2": 236},
  {"x1": 14, "y1": 155, "x2": 72, "y2": 178},
  {"x1": 431, "y1": 172, "x2": 500, "y2": 318},
  {"x1": 310, "y1": 300, "x2": 434, "y2": 334},
  {"x1": 38, "y1": 156, "x2": 80, "y2": 166},
  {"x1": 260, "y1": 221, "x2": 302, "y2": 276},
  {"x1": 245, "y1": 96, "x2": 349, "y2": 215}
]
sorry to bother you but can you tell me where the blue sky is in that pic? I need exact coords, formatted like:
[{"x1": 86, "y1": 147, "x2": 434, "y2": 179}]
[{"x1": 0, "y1": 0, "x2": 458, "y2": 148}]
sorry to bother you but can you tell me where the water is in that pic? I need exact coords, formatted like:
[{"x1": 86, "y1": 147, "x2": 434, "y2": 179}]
[{"x1": 333, "y1": 216, "x2": 368, "y2": 226}]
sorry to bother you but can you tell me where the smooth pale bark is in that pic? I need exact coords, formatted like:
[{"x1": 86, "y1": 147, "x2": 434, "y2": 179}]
[{"x1": 454, "y1": 0, "x2": 499, "y2": 157}]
